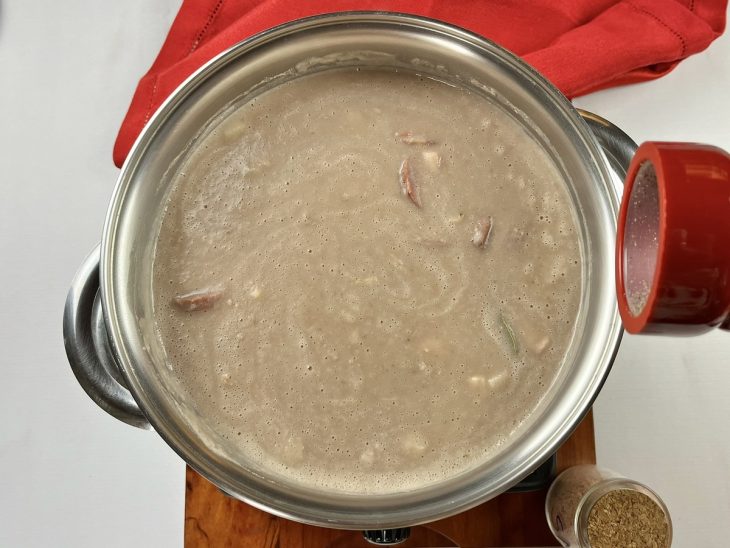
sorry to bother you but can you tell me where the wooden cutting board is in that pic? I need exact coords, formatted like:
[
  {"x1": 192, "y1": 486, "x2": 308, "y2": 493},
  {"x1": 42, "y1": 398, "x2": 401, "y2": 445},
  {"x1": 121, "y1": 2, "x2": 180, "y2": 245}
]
[{"x1": 185, "y1": 411, "x2": 595, "y2": 547}]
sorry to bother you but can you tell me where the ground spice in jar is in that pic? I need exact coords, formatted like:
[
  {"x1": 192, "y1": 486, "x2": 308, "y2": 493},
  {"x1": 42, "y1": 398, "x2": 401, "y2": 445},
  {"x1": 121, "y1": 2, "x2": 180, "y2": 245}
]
[{"x1": 587, "y1": 488, "x2": 670, "y2": 548}]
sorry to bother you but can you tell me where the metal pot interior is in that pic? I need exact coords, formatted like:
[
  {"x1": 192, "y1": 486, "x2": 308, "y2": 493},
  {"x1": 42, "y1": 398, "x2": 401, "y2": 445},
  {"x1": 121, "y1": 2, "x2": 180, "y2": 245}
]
[{"x1": 101, "y1": 13, "x2": 621, "y2": 528}]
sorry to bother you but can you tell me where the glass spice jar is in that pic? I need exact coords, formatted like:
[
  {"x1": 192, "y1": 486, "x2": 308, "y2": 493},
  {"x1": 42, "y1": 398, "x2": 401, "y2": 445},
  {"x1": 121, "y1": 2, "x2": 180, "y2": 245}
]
[{"x1": 545, "y1": 465, "x2": 672, "y2": 547}]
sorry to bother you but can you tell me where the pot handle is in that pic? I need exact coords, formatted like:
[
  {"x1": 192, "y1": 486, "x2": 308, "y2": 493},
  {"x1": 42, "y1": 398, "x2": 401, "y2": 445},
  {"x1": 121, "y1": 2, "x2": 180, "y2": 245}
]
[
  {"x1": 63, "y1": 245, "x2": 151, "y2": 429},
  {"x1": 578, "y1": 109, "x2": 638, "y2": 182}
]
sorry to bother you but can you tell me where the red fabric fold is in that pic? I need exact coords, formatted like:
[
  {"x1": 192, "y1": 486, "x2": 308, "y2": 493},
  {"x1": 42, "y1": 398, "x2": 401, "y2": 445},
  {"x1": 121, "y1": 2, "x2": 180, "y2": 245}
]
[{"x1": 113, "y1": 0, "x2": 727, "y2": 167}]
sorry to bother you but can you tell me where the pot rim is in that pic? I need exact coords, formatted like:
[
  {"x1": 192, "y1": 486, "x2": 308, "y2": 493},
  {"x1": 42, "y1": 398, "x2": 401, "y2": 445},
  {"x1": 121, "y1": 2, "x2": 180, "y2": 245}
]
[{"x1": 100, "y1": 11, "x2": 622, "y2": 528}]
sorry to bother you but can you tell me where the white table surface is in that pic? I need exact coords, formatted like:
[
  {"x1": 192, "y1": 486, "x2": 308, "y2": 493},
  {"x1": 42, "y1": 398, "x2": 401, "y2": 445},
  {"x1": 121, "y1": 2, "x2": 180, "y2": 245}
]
[{"x1": 1, "y1": 2, "x2": 728, "y2": 546}]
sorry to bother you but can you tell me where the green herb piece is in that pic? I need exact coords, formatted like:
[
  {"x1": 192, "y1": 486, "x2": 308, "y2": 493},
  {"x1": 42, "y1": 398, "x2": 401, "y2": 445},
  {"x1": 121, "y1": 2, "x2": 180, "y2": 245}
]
[{"x1": 499, "y1": 314, "x2": 519, "y2": 356}]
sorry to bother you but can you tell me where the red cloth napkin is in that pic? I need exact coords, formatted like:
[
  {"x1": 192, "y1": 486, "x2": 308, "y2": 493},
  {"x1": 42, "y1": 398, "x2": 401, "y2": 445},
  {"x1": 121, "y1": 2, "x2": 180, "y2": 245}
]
[{"x1": 113, "y1": 0, "x2": 727, "y2": 167}]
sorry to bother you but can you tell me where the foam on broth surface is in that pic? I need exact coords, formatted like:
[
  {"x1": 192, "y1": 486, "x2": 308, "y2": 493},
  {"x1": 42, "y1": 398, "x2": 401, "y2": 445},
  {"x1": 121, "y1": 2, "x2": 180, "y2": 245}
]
[{"x1": 152, "y1": 69, "x2": 582, "y2": 494}]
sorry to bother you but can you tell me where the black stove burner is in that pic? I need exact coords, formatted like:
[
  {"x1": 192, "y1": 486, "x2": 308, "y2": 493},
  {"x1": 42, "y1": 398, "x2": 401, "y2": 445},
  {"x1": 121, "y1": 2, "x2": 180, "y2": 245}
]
[{"x1": 507, "y1": 452, "x2": 557, "y2": 493}]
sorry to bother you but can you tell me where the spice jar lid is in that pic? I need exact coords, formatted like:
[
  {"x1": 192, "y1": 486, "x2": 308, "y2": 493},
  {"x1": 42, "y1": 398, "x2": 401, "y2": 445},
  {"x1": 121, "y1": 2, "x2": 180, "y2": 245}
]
[{"x1": 616, "y1": 142, "x2": 730, "y2": 334}]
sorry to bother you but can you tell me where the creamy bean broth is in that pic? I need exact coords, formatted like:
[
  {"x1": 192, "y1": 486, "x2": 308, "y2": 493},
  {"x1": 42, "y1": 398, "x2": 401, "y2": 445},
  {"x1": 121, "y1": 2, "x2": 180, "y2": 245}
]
[{"x1": 152, "y1": 69, "x2": 582, "y2": 494}]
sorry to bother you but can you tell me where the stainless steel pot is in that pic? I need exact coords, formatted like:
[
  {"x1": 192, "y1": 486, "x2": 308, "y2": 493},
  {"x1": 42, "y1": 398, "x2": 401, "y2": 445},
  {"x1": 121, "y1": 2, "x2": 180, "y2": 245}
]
[{"x1": 63, "y1": 12, "x2": 635, "y2": 530}]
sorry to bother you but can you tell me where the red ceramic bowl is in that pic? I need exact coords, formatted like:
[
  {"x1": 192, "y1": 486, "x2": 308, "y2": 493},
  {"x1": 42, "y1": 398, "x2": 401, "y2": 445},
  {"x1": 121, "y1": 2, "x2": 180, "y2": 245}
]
[{"x1": 616, "y1": 142, "x2": 730, "y2": 335}]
